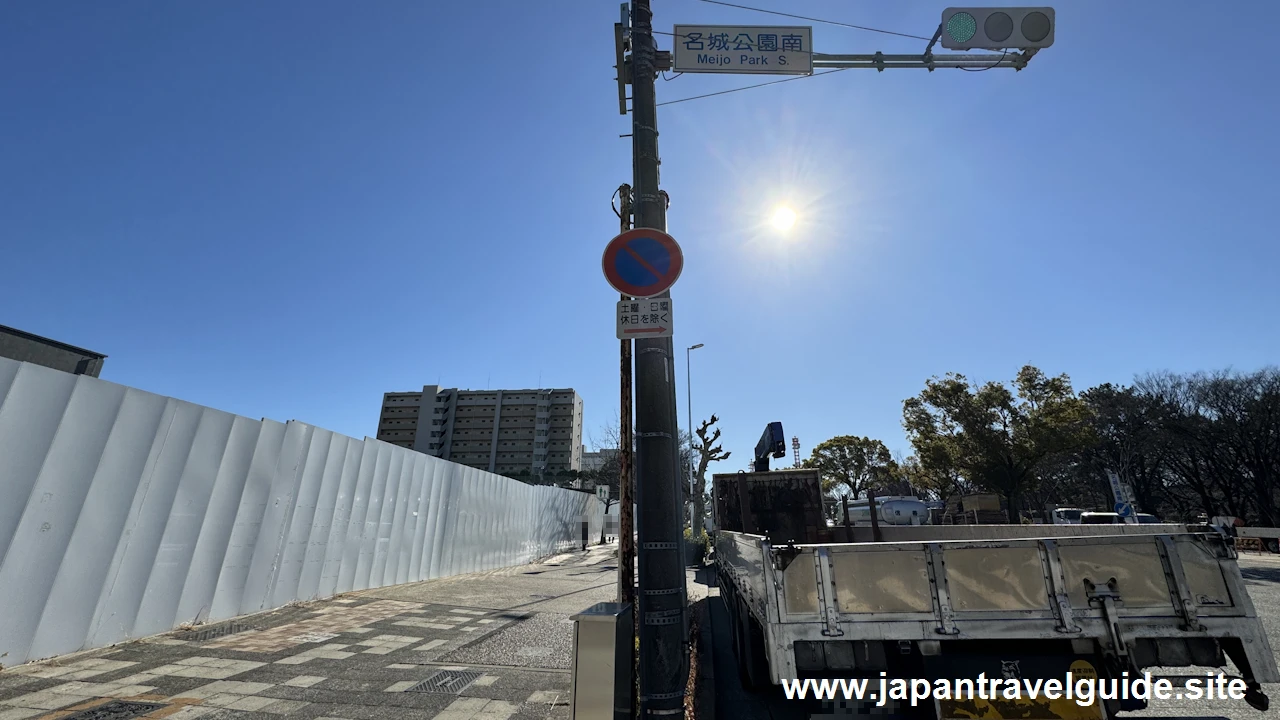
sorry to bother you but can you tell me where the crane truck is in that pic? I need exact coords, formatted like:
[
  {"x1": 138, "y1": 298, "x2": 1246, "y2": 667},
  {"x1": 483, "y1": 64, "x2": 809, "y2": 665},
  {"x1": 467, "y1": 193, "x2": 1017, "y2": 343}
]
[{"x1": 713, "y1": 422, "x2": 1277, "y2": 718}]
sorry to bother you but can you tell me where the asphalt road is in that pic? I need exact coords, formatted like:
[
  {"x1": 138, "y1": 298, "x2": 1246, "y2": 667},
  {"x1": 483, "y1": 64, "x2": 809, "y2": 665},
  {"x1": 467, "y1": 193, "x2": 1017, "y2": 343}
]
[{"x1": 706, "y1": 551, "x2": 1280, "y2": 720}]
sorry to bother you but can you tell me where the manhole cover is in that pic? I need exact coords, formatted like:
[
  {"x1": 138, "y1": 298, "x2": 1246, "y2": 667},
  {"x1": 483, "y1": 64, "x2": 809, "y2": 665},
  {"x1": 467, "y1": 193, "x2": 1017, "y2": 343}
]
[
  {"x1": 173, "y1": 622, "x2": 258, "y2": 642},
  {"x1": 62, "y1": 700, "x2": 166, "y2": 720},
  {"x1": 407, "y1": 670, "x2": 483, "y2": 694}
]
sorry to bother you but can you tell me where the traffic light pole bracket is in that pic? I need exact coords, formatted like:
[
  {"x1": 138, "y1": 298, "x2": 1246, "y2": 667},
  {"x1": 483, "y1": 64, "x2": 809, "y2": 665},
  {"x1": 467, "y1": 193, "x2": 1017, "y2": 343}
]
[{"x1": 813, "y1": 49, "x2": 1037, "y2": 71}]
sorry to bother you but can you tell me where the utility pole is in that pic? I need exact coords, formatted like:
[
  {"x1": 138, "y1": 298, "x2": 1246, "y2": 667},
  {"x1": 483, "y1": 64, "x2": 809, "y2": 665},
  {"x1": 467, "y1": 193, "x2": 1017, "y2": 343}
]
[
  {"x1": 616, "y1": 183, "x2": 637, "y2": 720},
  {"x1": 616, "y1": 184, "x2": 635, "y2": 609},
  {"x1": 628, "y1": 1, "x2": 686, "y2": 716}
]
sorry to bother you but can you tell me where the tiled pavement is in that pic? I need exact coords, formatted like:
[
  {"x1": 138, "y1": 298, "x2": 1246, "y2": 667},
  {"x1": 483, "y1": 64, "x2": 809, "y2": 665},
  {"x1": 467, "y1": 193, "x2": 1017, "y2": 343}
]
[{"x1": 0, "y1": 545, "x2": 620, "y2": 720}]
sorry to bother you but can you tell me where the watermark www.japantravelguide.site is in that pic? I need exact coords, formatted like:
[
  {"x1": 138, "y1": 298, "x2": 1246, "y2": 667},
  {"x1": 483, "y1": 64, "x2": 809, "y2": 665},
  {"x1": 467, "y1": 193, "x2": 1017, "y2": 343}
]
[{"x1": 782, "y1": 670, "x2": 1252, "y2": 707}]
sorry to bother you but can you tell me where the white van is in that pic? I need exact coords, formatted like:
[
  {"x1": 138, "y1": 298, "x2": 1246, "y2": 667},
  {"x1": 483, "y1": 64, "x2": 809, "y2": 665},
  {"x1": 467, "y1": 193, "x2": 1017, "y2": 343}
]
[{"x1": 1051, "y1": 507, "x2": 1085, "y2": 524}]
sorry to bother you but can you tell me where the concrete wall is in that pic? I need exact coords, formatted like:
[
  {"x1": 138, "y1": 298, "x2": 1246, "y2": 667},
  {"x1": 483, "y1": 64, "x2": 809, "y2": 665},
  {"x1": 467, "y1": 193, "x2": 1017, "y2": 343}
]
[{"x1": 0, "y1": 358, "x2": 604, "y2": 667}]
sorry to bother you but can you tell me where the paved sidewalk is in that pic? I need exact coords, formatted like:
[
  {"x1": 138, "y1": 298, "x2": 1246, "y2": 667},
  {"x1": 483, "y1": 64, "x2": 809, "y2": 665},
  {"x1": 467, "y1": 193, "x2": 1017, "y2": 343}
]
[{"x1": 0, "y1": 544, "x2": 620, "y2": 720}]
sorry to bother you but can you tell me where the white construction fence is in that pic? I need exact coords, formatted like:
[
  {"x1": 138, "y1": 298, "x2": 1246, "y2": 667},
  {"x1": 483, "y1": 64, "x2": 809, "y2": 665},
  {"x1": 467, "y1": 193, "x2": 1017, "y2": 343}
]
[{"x1": 0, "y1": 357, "x2": 604, "y2": 667}]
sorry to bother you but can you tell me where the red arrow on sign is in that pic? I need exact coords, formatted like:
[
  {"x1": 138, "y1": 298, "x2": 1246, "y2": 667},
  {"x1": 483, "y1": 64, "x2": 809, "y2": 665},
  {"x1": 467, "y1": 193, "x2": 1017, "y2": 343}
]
[{"x1": 624, "y1": 327, "x2": 668, "y2": 335}]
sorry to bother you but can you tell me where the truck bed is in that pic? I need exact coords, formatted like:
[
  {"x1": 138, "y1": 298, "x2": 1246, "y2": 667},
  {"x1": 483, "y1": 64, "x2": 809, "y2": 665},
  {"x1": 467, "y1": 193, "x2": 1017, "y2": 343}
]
[{"x1": 716, "y1": 525, "x2": 1279, "y2": 692}]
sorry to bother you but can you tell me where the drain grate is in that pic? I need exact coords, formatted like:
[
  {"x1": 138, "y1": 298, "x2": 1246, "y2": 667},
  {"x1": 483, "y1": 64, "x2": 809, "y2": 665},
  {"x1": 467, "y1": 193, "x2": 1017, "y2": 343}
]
[
  {"x1": 407, "y1": 670, "x2": 483, "y2": 694},
  {"x1": 61, "y1": 700, "x2": 166, "y2": 720},
  {"x1": 173, "y1": 621, "x2": 259, "y2": 642}
]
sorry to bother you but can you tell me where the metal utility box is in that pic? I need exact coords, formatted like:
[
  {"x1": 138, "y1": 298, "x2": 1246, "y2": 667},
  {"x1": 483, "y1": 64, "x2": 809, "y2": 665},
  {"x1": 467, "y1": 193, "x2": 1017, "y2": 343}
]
[{"x1": 570, "y1": 602, "x2": 633, "y2": 720}]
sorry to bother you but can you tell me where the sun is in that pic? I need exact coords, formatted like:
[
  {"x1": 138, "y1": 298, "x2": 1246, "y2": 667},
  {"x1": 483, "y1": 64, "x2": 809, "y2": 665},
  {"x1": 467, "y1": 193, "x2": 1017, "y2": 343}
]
[{"x1": 771, "y1": 206, "x2": 797, "y2": 231}]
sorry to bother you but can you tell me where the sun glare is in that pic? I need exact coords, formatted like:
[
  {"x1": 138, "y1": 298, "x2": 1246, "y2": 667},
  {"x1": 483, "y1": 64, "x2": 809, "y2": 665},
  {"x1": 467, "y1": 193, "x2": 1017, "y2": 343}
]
[{"x1": 771, "y1": 206, "x2": 797, "y2": 231}]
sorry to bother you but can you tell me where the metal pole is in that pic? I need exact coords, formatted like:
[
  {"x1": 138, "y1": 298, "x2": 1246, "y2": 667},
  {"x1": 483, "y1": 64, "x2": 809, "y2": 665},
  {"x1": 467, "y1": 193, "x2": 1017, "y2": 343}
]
[
  {"x1": 686, "y1": 347, "x2": 693, "y2": 531},
  {"x1": 616, "y1": 183, "x2": 637, "y2": 720},
  {"x1": 620, "y1": 319, "x2": 637, "y2": 716},
  {"x1": 867, "y1": 487, "x2": 882, "y2": 543},
  {"x1": 617, "y1": 186, "x2": 635, "y2": 611},
  {"x1": 630, "y1": 1, "x2": 687, "y2": 715},
  {"x1": 812, "y1": 50, "x2": 1036, "y2": 70}
]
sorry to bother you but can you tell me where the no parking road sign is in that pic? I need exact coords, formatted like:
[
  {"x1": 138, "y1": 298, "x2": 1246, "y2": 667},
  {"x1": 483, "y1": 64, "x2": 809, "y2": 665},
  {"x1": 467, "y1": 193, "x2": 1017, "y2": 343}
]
[{"x1": 602, "y1": 228, "x2": 683, "y2": 298}]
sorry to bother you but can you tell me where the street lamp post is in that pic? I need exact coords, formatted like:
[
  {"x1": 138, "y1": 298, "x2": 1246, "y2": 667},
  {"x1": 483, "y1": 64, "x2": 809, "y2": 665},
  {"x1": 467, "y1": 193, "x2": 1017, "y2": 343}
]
[{"x1": 686, "y1": 343, "x2": 704, "y2": 531}]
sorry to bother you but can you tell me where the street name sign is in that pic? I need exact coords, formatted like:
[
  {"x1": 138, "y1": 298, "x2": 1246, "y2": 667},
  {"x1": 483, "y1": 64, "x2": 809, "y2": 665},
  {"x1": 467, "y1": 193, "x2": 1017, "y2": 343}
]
[
  {"x1": 617, "y1": 298, "x2": 673, "y2": 340},
  {"x1": 602, "y1": 228, "x2": 683, "y2": 298},
  {"x1": 673, "y1": 25, "x2": 813, "y2": 75},
  {"x1": 1104, "y1": 469, "x2": 1135, "y2": 504},
  {"x1": 1105, "y1": 470, "x2": 1138, "y2": 524}
]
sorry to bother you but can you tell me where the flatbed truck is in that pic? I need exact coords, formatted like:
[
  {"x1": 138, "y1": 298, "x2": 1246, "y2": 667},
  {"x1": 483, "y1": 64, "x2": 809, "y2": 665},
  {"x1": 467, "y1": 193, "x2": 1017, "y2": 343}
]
[{"x1": 713, "y1": 465, "x2": 1278, "y2": 718}]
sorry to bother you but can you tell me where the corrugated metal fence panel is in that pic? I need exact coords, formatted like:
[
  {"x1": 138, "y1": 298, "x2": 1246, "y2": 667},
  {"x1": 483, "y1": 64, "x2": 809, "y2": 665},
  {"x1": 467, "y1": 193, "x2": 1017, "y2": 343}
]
[{"x1": 0, "y1": 358, "x2": 604, "y2": 667}]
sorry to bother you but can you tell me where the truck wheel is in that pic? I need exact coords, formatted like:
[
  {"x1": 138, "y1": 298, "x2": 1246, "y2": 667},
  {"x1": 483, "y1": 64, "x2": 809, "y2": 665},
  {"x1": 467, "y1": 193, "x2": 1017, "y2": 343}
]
[
  {"x1": 732, "y1": 598, "x2": 750, "y2": 687},
  {"x1": 720, "y1": 582, "x2": 738, "y2": 637},
  {"x1": 736, "y1": 598, "x2": 769, "y2": 690},
  {"x1": 727, "y1": 597, "x2": 742, "y2": 664},
  {"x1": 1245, "y1": 684, "x2": 1268, "y2": 711},
  {"x1": 1266, "y1": 539, "x2": 1279, "y2": 554}
]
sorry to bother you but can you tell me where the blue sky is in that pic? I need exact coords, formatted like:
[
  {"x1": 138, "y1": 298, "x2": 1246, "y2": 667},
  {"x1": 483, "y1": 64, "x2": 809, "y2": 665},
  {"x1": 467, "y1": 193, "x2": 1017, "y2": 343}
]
[{"x1": 3, "y1": 1, "x2": 1277, "y2": 470}]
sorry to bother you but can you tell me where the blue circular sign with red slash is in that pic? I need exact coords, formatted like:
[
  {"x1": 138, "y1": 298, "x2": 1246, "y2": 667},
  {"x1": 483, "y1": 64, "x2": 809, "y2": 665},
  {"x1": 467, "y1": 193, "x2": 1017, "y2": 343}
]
[{"x1": 602, "y1": 228, "x2": 683, "y2": 298}]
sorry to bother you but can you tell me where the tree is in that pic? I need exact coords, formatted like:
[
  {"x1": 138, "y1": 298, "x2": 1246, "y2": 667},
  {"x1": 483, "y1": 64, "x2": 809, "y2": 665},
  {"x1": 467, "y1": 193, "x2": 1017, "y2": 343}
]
[
  {"x1": 804, "y1": 436, "x2": 898, "y2": 499},
  {"x1": 1192, "y1": 368, "x2": 1280, "y2": 526},
  {"x1": 903, "y1": 366, "x2": 1089, "y2": 518},
  {"x1": 1129, "y1": 372, "x2": 1223, "y2": 520},
  {"x1": 1132, "y1": 368, "x2": 1280, "y2": 525},
  {"x1": 894, "y1": 453, "x2": 966, "y2": 501},
  {"x1": 691, "y1": 415, "x2": 732, "y2": 530},
  {"x1": 1111, "y1": 370, "x2": 1279, "y2": 523},
  {"x1": 900, "y1": 451, "x2": 970, "y2": 503},
  {"x1": 514, "y1": 468, "x2": 551, "y2": 486},
  {"x1": 1075, "y1": 383, "x2": 1169, "y2": 514}
]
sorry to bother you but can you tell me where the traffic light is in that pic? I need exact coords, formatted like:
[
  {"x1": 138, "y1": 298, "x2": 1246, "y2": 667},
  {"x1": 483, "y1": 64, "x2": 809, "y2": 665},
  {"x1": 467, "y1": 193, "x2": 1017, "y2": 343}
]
[{"x1": 940, "y1": 8, "x2": 1054, "y2": 50}]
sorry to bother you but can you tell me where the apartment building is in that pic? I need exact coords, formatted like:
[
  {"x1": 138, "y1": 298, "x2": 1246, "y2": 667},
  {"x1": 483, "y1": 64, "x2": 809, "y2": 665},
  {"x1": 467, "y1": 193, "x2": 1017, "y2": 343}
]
[
  {"x1": 377, "y1": 385, "x2": 583, "y2": 477},
  {"x1": 580, "y1": 448, "x2": 619, "y2": 474}
]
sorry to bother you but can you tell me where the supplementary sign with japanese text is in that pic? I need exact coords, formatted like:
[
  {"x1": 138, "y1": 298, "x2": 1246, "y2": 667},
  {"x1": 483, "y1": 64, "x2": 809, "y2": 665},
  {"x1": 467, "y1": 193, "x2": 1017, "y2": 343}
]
[
  {"x1": 617, "y1": 298, "x2": 673, "y2": 340},
  {"x1": 673, "y1": 25, "x2": 812, "y2": 75}
]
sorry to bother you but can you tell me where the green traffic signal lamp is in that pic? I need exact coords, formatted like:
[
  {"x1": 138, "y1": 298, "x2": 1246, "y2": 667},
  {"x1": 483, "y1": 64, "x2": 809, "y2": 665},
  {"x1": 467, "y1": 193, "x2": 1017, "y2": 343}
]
[
  {"x1": 941, "y1": 7, "x2": 1055, "y2": 50},
  {"x1": 946, "y1": 11, "x2": 977, "y2": 45}
]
